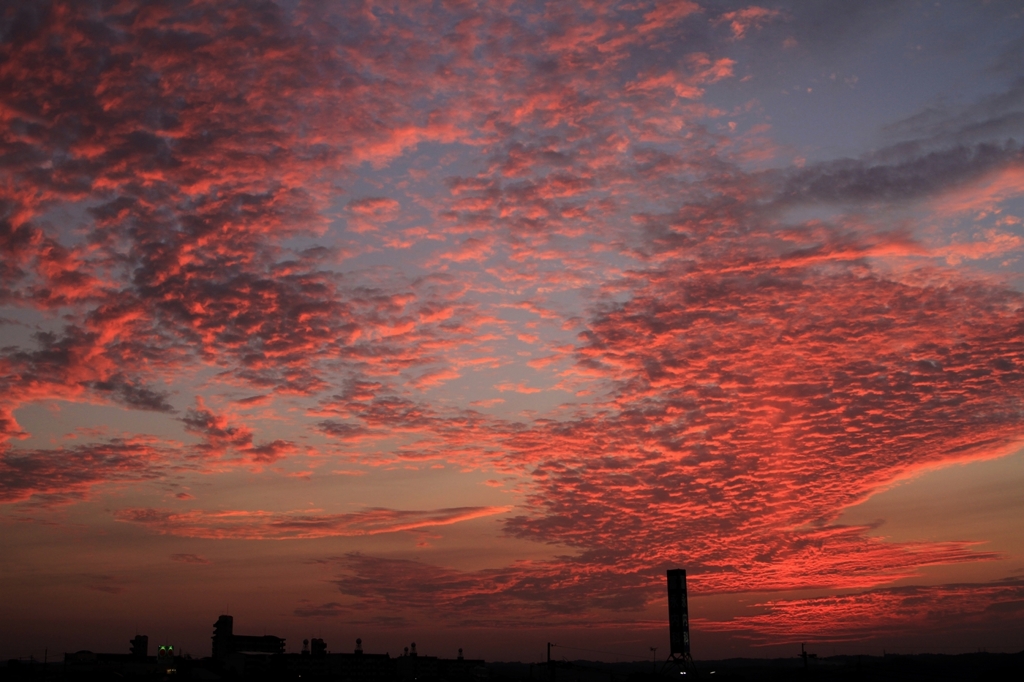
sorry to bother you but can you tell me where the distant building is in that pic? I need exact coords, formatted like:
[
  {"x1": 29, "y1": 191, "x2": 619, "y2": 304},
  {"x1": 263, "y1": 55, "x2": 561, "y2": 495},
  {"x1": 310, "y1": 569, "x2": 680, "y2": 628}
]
[
  {"x1": 129, "y1": 635, "x2": 148, "y2": 659},
  {"x1": 56, "y1": 617, "x2": 486, "y2": 681},
  {"x1": 266, "y1": 638, "x2": 486, "y2": 682},
  {"x1": 63, "y1": 636, "x2": 158, "y2": 677},
  {"x1": 211, "y1": 615, "x2": 285, "y2": 659}
]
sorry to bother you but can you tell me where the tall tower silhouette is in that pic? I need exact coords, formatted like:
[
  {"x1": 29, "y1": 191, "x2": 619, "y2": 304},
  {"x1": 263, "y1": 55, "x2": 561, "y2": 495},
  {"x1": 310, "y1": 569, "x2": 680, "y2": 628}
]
[{"x1": 664, "y1": 569, "x2": 698, "y2": 676}]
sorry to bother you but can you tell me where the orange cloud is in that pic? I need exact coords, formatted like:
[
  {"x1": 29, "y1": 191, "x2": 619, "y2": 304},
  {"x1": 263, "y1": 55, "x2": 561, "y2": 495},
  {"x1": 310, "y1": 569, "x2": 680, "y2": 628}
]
[{"x1": 115, "y1": 505, "x2": 512, "y2": 540}]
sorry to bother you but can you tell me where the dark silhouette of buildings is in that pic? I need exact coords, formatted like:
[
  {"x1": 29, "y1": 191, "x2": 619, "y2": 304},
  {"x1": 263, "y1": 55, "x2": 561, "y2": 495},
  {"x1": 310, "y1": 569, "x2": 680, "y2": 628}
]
[
  {"x1": 128, "y1": 636, "x2": 147, "y2": 659},
  {"x1": 211, "y1": 615, "x2": 285, "y2": 660},
  {"x1": 56, "y1": 636, "x2": 164, "y2": 679},
  {"x1": 2, "y1": 620, "x2": 1022, "y2": 682},
  {"x1": 35, "y1": 616, "x2": 485, "y2": 681},
  {"x1": 265, "y1": 635, "x2": 485, "y2": 682}
]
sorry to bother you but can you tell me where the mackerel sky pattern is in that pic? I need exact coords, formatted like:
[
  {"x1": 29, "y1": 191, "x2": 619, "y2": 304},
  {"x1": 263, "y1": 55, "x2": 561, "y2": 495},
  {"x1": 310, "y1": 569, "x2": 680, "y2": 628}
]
[{"x1": 2, "y1": 0, "x2": 1024, "y2": 661}]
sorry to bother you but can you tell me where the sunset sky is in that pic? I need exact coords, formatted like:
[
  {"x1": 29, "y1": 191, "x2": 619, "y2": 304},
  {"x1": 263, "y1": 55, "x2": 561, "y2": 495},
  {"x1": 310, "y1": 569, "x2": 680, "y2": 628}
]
[{"x1": 3, "y1": 0, "x2": 1024, "y2": 663}]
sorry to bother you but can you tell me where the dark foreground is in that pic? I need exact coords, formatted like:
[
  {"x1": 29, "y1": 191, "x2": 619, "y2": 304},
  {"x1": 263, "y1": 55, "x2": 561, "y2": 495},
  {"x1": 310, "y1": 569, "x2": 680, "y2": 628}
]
[
  {"x1": 492, "y1": 652, "x2": 1024, "y2": 682},
  {"x1": 4, "y1": 651, "x2": 1023, "y2": 682}
]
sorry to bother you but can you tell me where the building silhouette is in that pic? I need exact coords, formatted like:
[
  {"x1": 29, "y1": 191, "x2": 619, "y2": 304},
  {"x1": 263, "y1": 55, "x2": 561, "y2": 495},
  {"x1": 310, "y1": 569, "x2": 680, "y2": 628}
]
[
  {"x1": 211, "y1": 615, "x2": 285, "y2": 660},
  {"x1": 128, "y1": 635, "x2": 147, "y2": 659},
  {"x1": 59, "y1": 635, "x2": 161, "y2": 678},
  {"x1": 39, "y1": 615, "x2": 486, "y2": 681}
]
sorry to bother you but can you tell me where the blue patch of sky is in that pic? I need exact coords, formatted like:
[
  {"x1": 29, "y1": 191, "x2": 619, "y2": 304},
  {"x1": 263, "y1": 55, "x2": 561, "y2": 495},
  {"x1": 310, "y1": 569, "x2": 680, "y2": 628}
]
[
  {"x1": 11, "y1": 400, "x2": 182, "y2": 450},
  {"x1": 279, "y1": 140, "x2": 493, "y2": 273},
  {"x1": 705, "y1": 1, "x2": 1023, "y2": 163},
  {"x1": 0, "y1": 307, "x2": 66, "y2": 350}
]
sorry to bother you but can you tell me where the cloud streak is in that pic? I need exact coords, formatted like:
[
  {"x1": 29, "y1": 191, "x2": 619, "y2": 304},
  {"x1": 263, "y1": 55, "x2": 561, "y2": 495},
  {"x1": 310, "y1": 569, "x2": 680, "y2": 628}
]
[
  {"x1": 0, "y1": 438, "x2": 171, "y2": 505},
  {"x1": 115, "y1": 505, "x2": 511, "y2": 540},
  {"x1": 698, "y1": 578, "x2": 1024, "y2": 642}
]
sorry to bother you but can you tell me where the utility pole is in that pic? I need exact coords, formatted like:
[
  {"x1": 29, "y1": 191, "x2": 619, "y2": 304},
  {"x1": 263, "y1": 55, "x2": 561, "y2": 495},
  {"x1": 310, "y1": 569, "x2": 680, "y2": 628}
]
[{"x1": 650, "y1": 647, "x2": 657, "y2": 674}]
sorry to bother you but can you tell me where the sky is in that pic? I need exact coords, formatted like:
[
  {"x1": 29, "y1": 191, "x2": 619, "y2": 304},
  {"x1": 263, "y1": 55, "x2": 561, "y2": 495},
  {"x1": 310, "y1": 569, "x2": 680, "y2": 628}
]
[{"x1": 2, "y1": 0, "x2": 1024, "y2": 664}]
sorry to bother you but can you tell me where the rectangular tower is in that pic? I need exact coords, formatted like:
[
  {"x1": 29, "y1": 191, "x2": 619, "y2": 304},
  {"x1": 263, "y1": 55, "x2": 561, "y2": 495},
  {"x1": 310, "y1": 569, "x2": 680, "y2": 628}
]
[{"x1": 667, "y1": 569, "x2": 690, "y2": 656}]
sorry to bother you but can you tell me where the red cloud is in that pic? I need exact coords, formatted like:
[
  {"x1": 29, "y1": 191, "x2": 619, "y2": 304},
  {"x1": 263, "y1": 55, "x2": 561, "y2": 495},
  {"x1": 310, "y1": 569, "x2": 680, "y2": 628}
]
[
  {"x1": 182, "y1": 398, "x2": 297, "y2": 467},
  {"x1": 346, "y1": 197, "x2": 401, "y2": 234},
  {"x1": 713, "y1": 7, "x2": 782, "y2": 40},
  {"x1": 698, "y1": 578, "x2": 1024, "y2": 642},
  {"x1": 0, "y1": 438, "x2": 172, "y2": 506},
  {"x1": 115, "y1": 505, "x2": 511, "y2": 540},
  {"x1": 319, "y1": 553, "x2": 660, "y2": 627}
]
